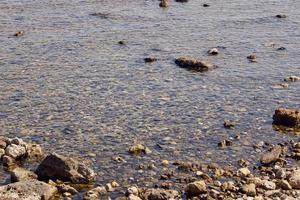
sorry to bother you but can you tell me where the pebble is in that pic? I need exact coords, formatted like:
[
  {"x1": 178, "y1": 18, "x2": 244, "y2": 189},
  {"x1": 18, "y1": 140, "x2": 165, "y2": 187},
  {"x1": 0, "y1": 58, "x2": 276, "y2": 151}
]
[
  {"x1": 208, "y1": 48, "x2": 219, "y2": 55},
  {"x1": 185, "y1": 181, "x2": 207, "y2": 196}
]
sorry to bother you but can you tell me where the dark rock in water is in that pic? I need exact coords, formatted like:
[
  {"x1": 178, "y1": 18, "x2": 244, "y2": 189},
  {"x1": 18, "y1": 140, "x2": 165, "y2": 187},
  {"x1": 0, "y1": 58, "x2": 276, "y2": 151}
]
[
  {"x1": 223, "y1": 120, "x2": 235, "y2": 129},
  {"x1": 0, "y1": 180, "x2": 57, "y2": 200},
  {"x1": 175, "y1": 0, "x2": 188, "y2": 2},
  {"x1": 143, "y1": 188, "x2": 180, "y2": 200},
  {"x1": 36, "y1": 153, "x2": 96, "y2": 184},
  {"x1": 277, "y1": 47, "x2": 286, "y2": 51},
  {"x1": 247, "y1": 54, "x2": 257, "y2": 62},
  {"x1": 14, "y1": 31, "x2": 24, "y2": 37},
  {"x1": 175, "y1": 57, "x2": 216, "y2": 72},
  {"x1": 203, "y1": 4, "x2": 210, "y2": 7},
  {"x1": 90, "y1": 13, "x2": 110, "y2": 19},
  {"x1": 260, "y1": 145, "x2": 282, "y2": 165},
  {"x1": 118, "y1": 41, "x2": 125, "y2": 45},
  {"x1": 276, "y1": 14, "x2": 287, "y2": 18},
  {"x1": 159, "y1": 0, "x2": 169, "y2": 8},
  {"x1": 144, "y1": 57, "x2": 157, "y2": 63},
  {"x1": 273, "y1": 108, "x2": 300, "y2": 127}
]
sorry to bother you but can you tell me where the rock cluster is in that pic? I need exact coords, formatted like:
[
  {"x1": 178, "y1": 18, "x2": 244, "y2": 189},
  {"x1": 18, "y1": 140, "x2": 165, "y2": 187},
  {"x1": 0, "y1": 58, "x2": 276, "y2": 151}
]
[{"x1": 273, "y1": 108, "x2": 300, "y2": 127}]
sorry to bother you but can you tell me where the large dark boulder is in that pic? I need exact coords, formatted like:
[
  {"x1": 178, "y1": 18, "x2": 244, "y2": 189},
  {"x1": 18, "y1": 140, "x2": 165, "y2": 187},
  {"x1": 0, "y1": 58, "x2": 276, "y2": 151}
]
[
  {"x1": 35, "y1": 153, "x2": 96, "y2": 184},
  {"x1": 273, "y1": 108, "x2": 300, "y2": 127}
]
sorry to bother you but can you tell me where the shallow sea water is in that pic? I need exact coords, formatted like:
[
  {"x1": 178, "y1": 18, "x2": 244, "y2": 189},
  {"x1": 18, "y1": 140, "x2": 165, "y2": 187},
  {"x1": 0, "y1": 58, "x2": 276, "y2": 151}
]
[{"x1": 0, "y1": 0, "x2": 300, "y2": 195}]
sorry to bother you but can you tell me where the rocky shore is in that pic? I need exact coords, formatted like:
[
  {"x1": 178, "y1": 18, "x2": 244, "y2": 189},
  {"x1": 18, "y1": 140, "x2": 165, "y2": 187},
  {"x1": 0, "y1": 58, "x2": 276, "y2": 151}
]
[{"x1": 0, "y1": 108, "x2": 299, "y2": 200}]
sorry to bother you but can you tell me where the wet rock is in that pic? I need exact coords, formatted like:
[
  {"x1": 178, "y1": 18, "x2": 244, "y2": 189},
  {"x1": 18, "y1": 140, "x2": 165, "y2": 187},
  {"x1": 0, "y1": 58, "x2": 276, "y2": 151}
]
[
  {"x1": 241, "y1": 183, "x2": 256, "y2": 196},
  {"x1": 260, "y1": 145, "x2": 282, "y2": 165},
  {"x1": 175, "y1": 0, "x2": 188, "y2": 3},
  {"x1": 57, "y1": 183, "x2": 78, "y2": 195},
  {"x1": 218, "y1": 139, "x2": 232, "y2": 148},
  {"x1": 83, "y1": 186, "x2": 107, "y2": 200},
  {"x1": 35, "y1": 153, "x2": 96, "y2": 184},
  {"x1": 14, "y1": 31, "x2": 24, "y2": 37},
  {"x1": 159, "y1": 0, "x2": 169, "y2": 8},
  {"x1": 175, "y1": 57, "x2": 217, "y2": 72},
  {"x1": 144, "y1": 57, "x2": 157, "y2": 63},
  {"x1": 208, "y1": 48, "x2": 219, "y2": 55},
  {"x1": 118, "y1": 41, "x2": 125, "y2": 45},
  {"x1": 203, "y1": 4, "x2": 210, "y2": 7},
  {"x1": 284, "y1": 76, "x2": 300, "y2": 82},
  {"x1": 10, "y1": 167, "x2": 38, "y2": 182},
  {"x1": 276, "y1": 14, "x2": 287, "y2": 18},
  {"x1": 5, "y1": 144, "x2": 26, "y2": 159},
  {"x1": 287, "y1": 169, "x2": 300, "y2": 189},
  {"x1": 0, "y1": 179, "x2": 57, "y2": 200},
  {"x1": 262, "y1": 180, "x2": 276, "y2": 190},
  {"x1": 144, "y1": 188, "x2": 180, "y2": 200},
  {"x1": 223, "y1": 120, "x2": 235, "y2": 128},
  {"x1": 247, "y1": 54, "x2": 257, "y2": 62},
  {"x1": 185, "y1": 181, "x2": 207, "y2": 196},
  {"x1": 273, "y1": 108, "x2": 300, "y2": 127},
  {"x1": 129, "y1": 144, "x2": 151, "y2": 155},
  {"x1": 277, "y1": 47, "x2": 286, "y2": 51}
]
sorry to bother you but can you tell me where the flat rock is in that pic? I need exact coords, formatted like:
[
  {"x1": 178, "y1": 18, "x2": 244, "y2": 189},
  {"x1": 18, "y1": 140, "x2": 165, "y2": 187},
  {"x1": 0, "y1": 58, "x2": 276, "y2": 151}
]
[
  {"x1": 35, "y1": 153, "x2": 96, "y2": 184},
  {"x1": 10, "y1": 167, "x2": 38, "y2": 182},
  {"x1": 0, "y1": 179, "x2": 57, "y2": 200},
  {"x1": 273, "y1": 108, "x2": 300, "y2": 127},
  {"x1": 260, "y1": 145, "x2": 282, "y2": 165},
  {"x1": 175, "y1": 57, "x2": 216, "y2": 72}
]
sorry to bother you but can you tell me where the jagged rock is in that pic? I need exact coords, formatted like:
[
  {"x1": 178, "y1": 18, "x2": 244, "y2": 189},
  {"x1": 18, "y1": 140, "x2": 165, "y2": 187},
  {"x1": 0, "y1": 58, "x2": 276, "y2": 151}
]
[
  {"x1": 287, "y1": 169, "x2": 300, "y2": 189},
  {"x1": 27, "y1": 143, "x2": 44, "y2": 160},
  {"x1": 10, "y1": 167, "x2": 38, "y2": 182},
  {"x1": 273, "y1": 108, "x2": 300, "y2": 127},
  {"x1": 175, "y1": 57, "x2": 217, "y2": 72},
  {"x1": 144, "y1": 188, "x2": 180, "y2": 200},
  {"x1": 185, "y1": 181, "x2": 207, "y2": 197},
  {"x1": 5, "y1": 144, "x2": 26, "y2": 159},
  {"x1": 0, "y1": 179, "x2": 57, "y2": 200},
  {"x1": 35, "y1": 153, "x2": 96, "y2": 184},
  {"x1": 247, "y1": 54, "x2": 257, "y2": 62},
  {"x1": 241, "y1": 183, "x2": 256, "y2": 196},
  {"x1": 260, "y1": 145, "x2": 282, "y2": 165}
]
